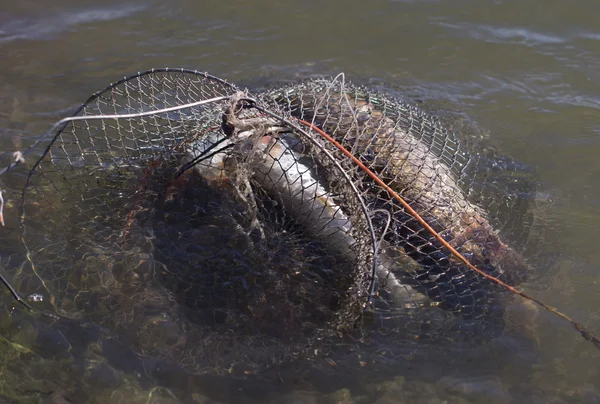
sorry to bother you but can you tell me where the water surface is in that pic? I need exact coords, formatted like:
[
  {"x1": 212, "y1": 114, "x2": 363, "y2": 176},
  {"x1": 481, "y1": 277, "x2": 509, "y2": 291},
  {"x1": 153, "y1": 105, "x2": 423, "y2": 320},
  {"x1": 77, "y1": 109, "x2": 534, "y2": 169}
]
[{"x1": 0, "y1": 0, "x2": 599, "y2": 402}]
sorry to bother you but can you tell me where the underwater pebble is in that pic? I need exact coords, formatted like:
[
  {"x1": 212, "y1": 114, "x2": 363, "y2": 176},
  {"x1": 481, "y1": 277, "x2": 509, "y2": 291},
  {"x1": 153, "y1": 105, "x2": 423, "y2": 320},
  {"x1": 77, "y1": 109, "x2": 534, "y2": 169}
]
[
  {"x1": 436, "y1": 375, "x2": 512, "y2": 403},
  {"x1": 190, "y1": 392, "x2": 222, "y2": 404},
  {"x1": 272, "y1": 391, "x2": 318, "y2": 404},
  {"x1": 87, "y1": 364, "x2": 119, "y2": 389},
  {"x1": 370, "y1": 376, "x2": 406, "y2": 396},
  {"x1": 531, "y1": 396, "x2": 568, "y2": 404},
  {"x1": 561, "y1": 385, "x2": 600, "y2": 404},
  {"x1": 142, "y1": 315, "x2": 183, "y2": 347},
  {"x1": 401, "y1": 381, "x2": 445, "y2": 403},
  {"x1": 324, "y1": 388, "x2": 353, "y2": 404},
  {"x1": 42, "y1": 390, "x2": 70, "y2": 404},
  {"x1": 372, "y1": 379, "x2": 450, "y2": 404},
  {"x1": 33, "y1": 324, "x2": 72, "y2": 358}
]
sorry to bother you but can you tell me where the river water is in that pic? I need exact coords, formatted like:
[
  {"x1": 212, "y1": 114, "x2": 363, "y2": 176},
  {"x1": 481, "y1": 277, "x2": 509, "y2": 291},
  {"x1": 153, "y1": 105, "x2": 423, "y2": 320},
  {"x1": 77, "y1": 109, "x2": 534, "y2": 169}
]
[{"x1": 0, "y1": 0, "x2": 599, "y2": 403}]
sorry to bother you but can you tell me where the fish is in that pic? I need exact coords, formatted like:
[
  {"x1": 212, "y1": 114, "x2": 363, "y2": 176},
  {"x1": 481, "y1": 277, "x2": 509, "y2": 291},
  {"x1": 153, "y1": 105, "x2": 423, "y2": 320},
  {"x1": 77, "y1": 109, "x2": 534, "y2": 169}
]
[
  {"x1": 186, "y1": 131, "x2": 358, "y2": 256},
  {"x1": 185, "y1": 126, "x2": 429, "y2": 310},
  {"x1": 263, "y1": 79, "x2": 532, "y2": 314}
]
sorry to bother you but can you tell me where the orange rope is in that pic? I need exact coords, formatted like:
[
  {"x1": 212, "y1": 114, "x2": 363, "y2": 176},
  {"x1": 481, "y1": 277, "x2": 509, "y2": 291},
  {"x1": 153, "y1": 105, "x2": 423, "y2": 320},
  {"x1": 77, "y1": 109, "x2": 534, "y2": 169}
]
[{"x1": 297, "y1": 119, "x2": 600, "y2": 349}]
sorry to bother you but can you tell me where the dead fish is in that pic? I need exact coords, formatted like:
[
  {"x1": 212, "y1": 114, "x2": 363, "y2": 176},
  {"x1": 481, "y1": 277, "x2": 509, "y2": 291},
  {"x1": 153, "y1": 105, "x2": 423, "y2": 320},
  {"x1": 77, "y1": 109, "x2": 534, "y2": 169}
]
[
  {"x1": 186, "y1": 130, "x2": 428, "y2": 309},
  {"x1": 263, "y1": 79, "x2": 531, "y2": 314}
]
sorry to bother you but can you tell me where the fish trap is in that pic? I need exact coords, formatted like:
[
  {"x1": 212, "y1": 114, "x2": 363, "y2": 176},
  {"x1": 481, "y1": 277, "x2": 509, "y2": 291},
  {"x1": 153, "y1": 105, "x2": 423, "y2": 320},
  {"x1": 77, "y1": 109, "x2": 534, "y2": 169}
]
[{"x1": 1, "y1": 68, "x2": 596, "y2": 377}]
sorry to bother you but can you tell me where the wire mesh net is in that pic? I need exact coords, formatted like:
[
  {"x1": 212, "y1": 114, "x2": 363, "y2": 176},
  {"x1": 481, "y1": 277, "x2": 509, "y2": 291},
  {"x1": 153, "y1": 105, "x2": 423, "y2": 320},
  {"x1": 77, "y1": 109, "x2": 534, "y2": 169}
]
[
  {"x1": 260, "y1": 78, "x2": 534, "y2": 315},
  {"x1": 8, "y1": 69, "x2": 544, "y2": 376}
]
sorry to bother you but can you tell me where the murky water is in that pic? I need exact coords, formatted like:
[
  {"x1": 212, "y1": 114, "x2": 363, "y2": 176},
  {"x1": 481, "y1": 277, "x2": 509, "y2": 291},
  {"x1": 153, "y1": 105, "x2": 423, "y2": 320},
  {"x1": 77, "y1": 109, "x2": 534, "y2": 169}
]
[{"x1": 1, "y1": 0, "x2": 599, "y2": 402}]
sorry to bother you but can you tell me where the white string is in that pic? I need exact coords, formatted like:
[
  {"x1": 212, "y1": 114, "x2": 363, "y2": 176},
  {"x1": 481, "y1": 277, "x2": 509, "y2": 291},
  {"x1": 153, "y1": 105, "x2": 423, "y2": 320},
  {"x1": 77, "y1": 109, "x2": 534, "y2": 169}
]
[{"x1": 0, "y1": 95, "x2": 231, "y2": 176}]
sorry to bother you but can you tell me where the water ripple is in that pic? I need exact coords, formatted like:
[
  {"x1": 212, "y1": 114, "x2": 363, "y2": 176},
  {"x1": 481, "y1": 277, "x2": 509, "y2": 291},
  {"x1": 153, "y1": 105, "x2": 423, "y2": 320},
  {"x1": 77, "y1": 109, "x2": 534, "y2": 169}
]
[
  {"x1": 0, "y1": 3, "x2": 147, "y2": 44},
  {"x1": 435, "y1": 20, "x2": 566, "y2": 46}
]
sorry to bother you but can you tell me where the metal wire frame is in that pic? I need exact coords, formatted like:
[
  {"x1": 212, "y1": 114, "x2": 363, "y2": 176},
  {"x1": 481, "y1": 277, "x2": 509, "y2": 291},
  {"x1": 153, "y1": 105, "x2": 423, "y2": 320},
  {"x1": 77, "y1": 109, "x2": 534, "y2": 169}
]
[{"x1": 5, "y1": 68, "x2": 381, "y2": 321}]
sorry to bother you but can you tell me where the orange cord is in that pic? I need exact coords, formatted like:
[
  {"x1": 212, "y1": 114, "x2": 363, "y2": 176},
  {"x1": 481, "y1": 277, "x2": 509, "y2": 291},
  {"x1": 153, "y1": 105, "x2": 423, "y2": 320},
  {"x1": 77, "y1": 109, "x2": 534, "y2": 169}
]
[{"x1": 297, "y1": 119, "x2": 600, "y2": 349}]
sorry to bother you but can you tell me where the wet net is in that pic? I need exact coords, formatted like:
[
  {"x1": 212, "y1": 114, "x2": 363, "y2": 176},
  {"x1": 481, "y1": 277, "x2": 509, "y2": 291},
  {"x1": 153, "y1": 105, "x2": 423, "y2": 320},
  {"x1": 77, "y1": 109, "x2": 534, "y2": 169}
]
[
  {"x1": 259, "y1": 78, "x2": 534, "y2": 314},
  {"x1": 2, "y1": 68, "x2": 595, "y2": 378}
]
